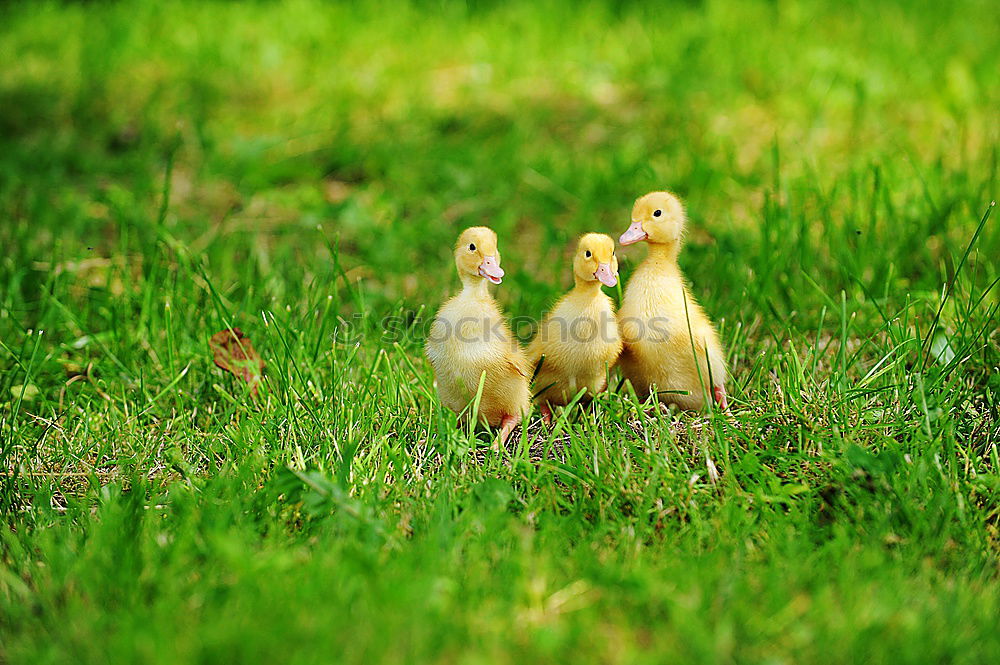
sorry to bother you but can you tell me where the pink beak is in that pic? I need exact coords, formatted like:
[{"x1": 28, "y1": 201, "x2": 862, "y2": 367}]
[
  {"x1": 478, "y1": 255, "x2": 504, "y2": 284},
  {"x1": 619, "y1": 221, "x2": 648, "y2": 246},
  {"x1": 594, "y1": 262, "x2": 617, "y2": 287}
]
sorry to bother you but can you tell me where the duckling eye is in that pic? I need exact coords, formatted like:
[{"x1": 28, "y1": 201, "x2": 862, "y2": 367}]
[
  {"x1": 585, "y1": 250, "x2": 592, "y2": 258},
  {"x1": 469, "y1": 243, "x2": 476, "y2": 251},
  {"x1": 653, "y1": 209, "x2": 662, "y2": 217}
]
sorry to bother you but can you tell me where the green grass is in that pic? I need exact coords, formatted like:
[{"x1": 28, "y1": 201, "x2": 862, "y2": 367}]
[{"x1": 1, "y1": 0, "x2": 998, "y2": 662}]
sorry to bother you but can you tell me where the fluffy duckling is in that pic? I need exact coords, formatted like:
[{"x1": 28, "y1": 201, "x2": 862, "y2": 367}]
[
  {"x1": 527, "y1": 233, "x2": 622, "y2": 422},
  {"x1": 425, "y1": 226, "x2": 531, "y2": 443},
  {"x1": 617, "y1": 192, "x2": 729, "y2": 411}
]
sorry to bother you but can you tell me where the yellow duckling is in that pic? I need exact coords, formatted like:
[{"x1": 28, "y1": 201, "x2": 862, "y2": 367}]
[
  {"x1": 617, "y1": 191, "x2": 729, "y2": 411},
  {"x1": 527, "y1": 233, "x2": 622, "y2": 423},
  {"x1": 425, "y1": 226, "x2": 531, "y2": 443}
]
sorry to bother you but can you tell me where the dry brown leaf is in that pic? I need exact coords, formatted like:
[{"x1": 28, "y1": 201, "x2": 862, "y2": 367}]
[{"x1": 209, "y1": 328, "x2": 265, "y2": 398}]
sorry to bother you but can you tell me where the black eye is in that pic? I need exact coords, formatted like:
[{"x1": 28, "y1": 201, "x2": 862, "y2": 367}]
[
  {"x1": 653, "y1": 209, "x2": 662, "y2": 217},
  {"x1": 585, "y1": 250, "x2": 592, "y2": 258},
  {"x1": 469, "y1": 243, "x2": 476, "y2": 251}
]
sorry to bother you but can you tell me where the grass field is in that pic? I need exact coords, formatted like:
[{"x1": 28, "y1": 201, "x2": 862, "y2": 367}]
[{"x1": 1, "y1": 0, "x2": 999, "y2": 662}]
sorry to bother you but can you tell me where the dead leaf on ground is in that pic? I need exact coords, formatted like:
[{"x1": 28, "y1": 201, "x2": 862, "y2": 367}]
[{"x1": 209, "y1": 328, "x2": 265, "y2": 398}]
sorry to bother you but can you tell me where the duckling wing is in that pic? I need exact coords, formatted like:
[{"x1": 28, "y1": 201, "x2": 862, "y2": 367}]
[{"x1": 506, "y1": 352, "x2": 529, "y2": 378}]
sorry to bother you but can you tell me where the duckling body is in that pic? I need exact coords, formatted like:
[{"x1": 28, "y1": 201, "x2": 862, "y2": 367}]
[
  {"x1": 527, "y1": 234, "x2": 621, "y2": 417},
  {"x1": 617, "y1": 192, "x2": 728, "y2": 411},
  {"x1": 426, "y1": 227, "x2": 530, "y2": 441}
]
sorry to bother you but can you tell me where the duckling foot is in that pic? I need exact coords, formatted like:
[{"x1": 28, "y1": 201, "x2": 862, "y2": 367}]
[
  {"x1": 498, "y1": 414, "x2": 520, "y2": 446},
  {"x1": 540, "y1": 404, "x2": 552, "y2": 427},
  {"x1": 713, "y1": 385, "x2": 730, "y2": 413}
]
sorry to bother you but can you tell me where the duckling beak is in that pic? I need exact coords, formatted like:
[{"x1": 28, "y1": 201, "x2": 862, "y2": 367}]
[
  {"x1": 619, "y1": 221, "x2": 647, "y2": 246},
  {"x1": 594, "y1": 262, "x2": 617, "y2": 287},
  {"x1": 478, "y1": 255, "x2": 504, "y2": 285}
]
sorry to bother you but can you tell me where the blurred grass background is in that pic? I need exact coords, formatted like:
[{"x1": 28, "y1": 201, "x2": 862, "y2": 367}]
[
  {"x1": 1, "y1": 1, "x2": 999, "y2": 663},
  {"x1": 3, "y1": 0, "x2": 997, "y2": 314}
]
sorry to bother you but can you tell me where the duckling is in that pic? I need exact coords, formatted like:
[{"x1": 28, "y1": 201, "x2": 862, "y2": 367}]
[
  {"x1": 425, "y1": 226, "x2": 531, "y2": 443},
  {"x1": 617, "y1": 191, "x2": 729, "y2": 411},
  {"x1": 527, "y1": 233, "x2": 622, "y2": 423}
]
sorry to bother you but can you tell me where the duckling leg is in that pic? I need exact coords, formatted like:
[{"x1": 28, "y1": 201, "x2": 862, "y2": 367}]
[
  {"x1": 713, "y1": 385, "x2": 729, "y2": 412},
  {"x1": 540, "y1": 403, "x2": 553, "y2": 427},
  {"x1": 498, "y1": 414, "x2": 520, "y2": 445}
]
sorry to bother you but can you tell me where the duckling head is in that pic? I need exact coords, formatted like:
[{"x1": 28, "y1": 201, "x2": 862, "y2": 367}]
[
  {"x1": 573, "y1": 233, "x2": 618, "y2": 288},
  {"x1": 454, "y1": 226, "x2": 504, "y2": 285},
  {"x1": 619, "y1": 191, "x2": 686, "y2": 247}
]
